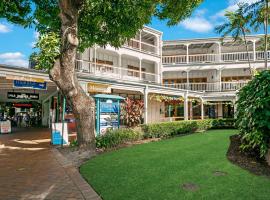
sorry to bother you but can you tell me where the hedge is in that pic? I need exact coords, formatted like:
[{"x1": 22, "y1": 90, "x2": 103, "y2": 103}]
[
  {"x1": 142, "y1": 118, "x2": 235, "y2": 139},
  {"x1": 96, "y1": 128, "x2": 143, "y2": 149},
  {"x1": 96, "y1": 118, "x2": 235, "y2": 149}
]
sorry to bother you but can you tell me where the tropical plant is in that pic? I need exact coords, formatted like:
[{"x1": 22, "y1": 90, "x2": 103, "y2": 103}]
[
  {"x1": 215, "y1": 3, "x2": 253, "y2": 74},
  {"x1": 236, "y1": 70, "x2": 270, "y2": 158},
  {"x1": 121, "y1": 98, "x2": 144, "y2": 127},
  {"x1": 0, "y1": 0, "x2": 203, "y2": 149},
  {"x1": 246, "y1": 0, "x2": 270, "y2": 69}
]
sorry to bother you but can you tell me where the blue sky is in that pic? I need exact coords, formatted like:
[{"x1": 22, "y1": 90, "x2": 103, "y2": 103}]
[{"x1": 0, "y1": 0, "x2": 260, "y2": 67}]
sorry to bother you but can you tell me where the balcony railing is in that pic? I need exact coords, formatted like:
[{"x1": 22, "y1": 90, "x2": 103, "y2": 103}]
[
  {"x1": 125, "y1": 39, "x2": 158, "y2": 55},
  {"x1": 162, "y1": 51, "x2": 270, "y2": 65},
  {"x1": 75, "y1": 59, "x2": 160, "y2": 83},
  {"x1": 164, "y1": 81, "x2": 249, "y2": 92}
]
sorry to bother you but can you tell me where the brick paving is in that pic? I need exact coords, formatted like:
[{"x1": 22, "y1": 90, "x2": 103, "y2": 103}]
[{"x1": 0, "y1": 128, "x2": 101, "y2": 200}]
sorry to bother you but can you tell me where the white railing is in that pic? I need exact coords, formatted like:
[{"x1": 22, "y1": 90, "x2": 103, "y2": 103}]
[
  {"x1": 162, "y1": 51, "x2": 270, "y2": 65},
  {"x1": 164, "y1": 81, "x2": 249, "y2": 92},
  {"x1": 162, "y1": 55, "x2": 187, "y2": 64},
  {"x1": 222, "y1": 52, "x2": 253, "y2": 62},
  {"x1": 189, "y1": 53, "x2": 219, "y2": 63},
  {"x1": 125, "y1": 39, "x2": 158, "y2": 55},
  {"x1": 75, "y1": 59, "x2": 160, "y2": 83}
]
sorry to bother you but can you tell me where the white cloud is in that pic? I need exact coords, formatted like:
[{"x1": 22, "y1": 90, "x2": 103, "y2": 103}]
[
  {"x1": 30, "y1": 31, "x2": 40, "y2": 48},
  {"x1": 0, "y1": 52, "x2": 28, "y2": 67},
  {"x1": 0, "y1": 23, "x2": 11, "y2": 33},
  {"x1": 213, "y1": 0, "x2": 259, "y2": 20},
  {"x1": 181, "y1": 17, "x2": 213, "y2": 33}
]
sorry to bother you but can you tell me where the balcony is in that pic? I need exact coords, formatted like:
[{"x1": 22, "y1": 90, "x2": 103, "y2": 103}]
[
  {"x1": 163, "y1": 81, "x2": 249, "y2": 92},
  {"x1": 75, "y1": 59, "x2": 160, "y2": 83},
  {"x1": 162, "y1": 51, "x2": 270, "y2": 65},
  {"x1": 125, "y1": 39, "x2": 159, "y2": 55}
]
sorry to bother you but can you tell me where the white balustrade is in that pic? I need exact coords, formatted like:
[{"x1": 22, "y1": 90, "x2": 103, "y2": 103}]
[
  {"x1": 162, "y1": 51, "x2": 270, "y2": 64},
  {"x1": 164, "y1": 81, "x2": 249, "y2": 92},
  {"x1": 75, "y1": 59, "x2": 159, "y2": 83}
]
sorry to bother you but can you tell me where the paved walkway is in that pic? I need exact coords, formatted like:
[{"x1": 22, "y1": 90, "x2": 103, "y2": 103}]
[{"x1": 0, "y1": 128, "x2": 101, "y2": 200}]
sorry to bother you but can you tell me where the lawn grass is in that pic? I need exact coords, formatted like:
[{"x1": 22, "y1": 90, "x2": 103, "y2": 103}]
[{"x1": 80, "y1": 130, "x2": 270, "y2": 200}]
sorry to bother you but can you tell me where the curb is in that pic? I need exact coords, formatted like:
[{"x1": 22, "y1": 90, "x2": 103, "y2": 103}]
[{"x1": 52, "y1": 148, "x2": 102, "y2": 200}]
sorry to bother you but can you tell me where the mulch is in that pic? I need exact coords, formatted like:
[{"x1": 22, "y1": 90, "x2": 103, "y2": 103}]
[{"x1": 227, "y1": 135, "x2": 270, "y2": 177}]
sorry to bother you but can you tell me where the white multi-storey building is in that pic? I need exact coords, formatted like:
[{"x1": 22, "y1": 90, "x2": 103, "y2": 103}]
[{"x1": 0, "y1": 26, "x2": 267, "y2": 127}]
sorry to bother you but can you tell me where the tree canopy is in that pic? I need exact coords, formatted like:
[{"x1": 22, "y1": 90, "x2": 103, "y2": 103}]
[{"x1": 1, "y1": 0, "x2": 203, "y2": 51}]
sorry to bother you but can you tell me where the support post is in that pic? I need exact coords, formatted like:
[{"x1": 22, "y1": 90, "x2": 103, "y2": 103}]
[
  {"x1": 186, "y1": 44, "x2": 189, "y2": 64},
  {"x1": 118, "y1": 54, "x2": 122, "y2": 78},
  {"x1": 144, "y1": 86, "x2": 148, "y2": 124},
  {"x1": 201, "y1": 99, "x2": 204, "y2": 120},
  {"x1": 94, "y1": 45, "x2": 97, "y2": 74},
  {"x1": 219, "y1": 68, "x2": 222, "y2": 92},
  {"x1": 253, "y1": 40, "x2": 256, "y2": 61},
  {"x1": 61, "y1": 97, "x2": 66, "y2": 147},
  {"x1": 139, "y1": 58, "x2": 142, "y2": 80},
  {"x1": 186, "y1": 70, "x2": 190, "y2": 90},
  {"x1": 184, "y1": 93, "x2": 189, "y2": 121},
  {"x1": 139, "y1": 31, "x2": 142, "y2": 51},
  {"x1": 217, "y1": 42, "x2": 222, "y2": 62}
]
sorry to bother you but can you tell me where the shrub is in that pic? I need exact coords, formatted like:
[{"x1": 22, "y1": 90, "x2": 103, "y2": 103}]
[
  {"x1": 95, "y1": 119, "x2": 235, "y2": 149},
  {"x1": 96, "y1": 128, "x2": 143, "y2": 149},
  {"x1": 142, "y1": 119, "x2": 235, "y2": 139},
  {"x1": 236, "y1": 70, "x2": 270, "y2": 157}
]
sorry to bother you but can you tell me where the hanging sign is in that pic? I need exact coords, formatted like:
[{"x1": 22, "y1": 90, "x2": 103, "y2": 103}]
[
  {"x1": 13, "y1": 103, "x2": 32, "y2": 108},
  {"x1": 13, "y1": 80, "x2": 47, "y2": 90},
  {"x1": 6, "y1": 75, "x2": 45, "y2": 83},
  {"x1": 87, "y1": 82, "x2": 111, "y2": 93},
  {"x1": 7, "y1": 92, "x2": 39, "y2": 100}
]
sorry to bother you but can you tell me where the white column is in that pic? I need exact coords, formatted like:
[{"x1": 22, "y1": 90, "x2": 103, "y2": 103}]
[
  {"x1": 144, "y1": 86, "x2": 148, "y2": 124},
  {"x1": 139, "y1": 31, "x2": 142, "y2": 51},
  {"x1": 139, "y1": 58, "x2": 142, "y2": 80},
  {"x1": 48, "y1": 98, "x2": 51, "y2": 128},
  {"x1": 94, "y1": 45, "x2": 97, "y2": 74},
  {"x1": 186, "y1": 70, "x2": 190, "y2": 90},
  {"x1": 184, "y1": 93, "x2": 189, "y2": 120},
  {"x1": 186, "y1": 44, "x2": 189, "y2": 63},
  {"x1": 253, "y1": 40, "x2": 256, "y2": 61},
  {"x1": 219, "y1": 68, "x2": 222, "y2": 91},
  {"x1": 118, "y1": 54, "x2": 122, "y2": 78},
  {"x1": 217, "y1": 42, "x2": 222, "y2": 62},
  {"x1": 201, "y1": 99, "x2": 204, "y2": 120}
]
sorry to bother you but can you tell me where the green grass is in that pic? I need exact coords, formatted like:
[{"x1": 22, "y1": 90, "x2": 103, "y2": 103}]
[{"x1": 80, "y1": 130, "x2": 270, "y2": 200}]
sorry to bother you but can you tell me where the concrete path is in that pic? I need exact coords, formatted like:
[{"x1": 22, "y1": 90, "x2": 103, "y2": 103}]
[{"x1": 0, "y1": 128, "x2": 101, "y2": 200}]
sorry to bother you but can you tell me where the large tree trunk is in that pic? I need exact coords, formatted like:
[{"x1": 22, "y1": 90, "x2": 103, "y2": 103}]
[{"x1": 49, "y1": 0, "x2": 96, "y2": 149}]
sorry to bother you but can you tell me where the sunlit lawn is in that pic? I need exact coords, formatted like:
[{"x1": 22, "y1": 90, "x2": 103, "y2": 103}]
[{"x1": 80, "y1": 129, "x2": 270, "y2": 200}]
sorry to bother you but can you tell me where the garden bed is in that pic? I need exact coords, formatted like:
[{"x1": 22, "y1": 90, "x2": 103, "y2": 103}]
[{"x1": 227, "y1": 135, "x2": 270, "y2": 177}]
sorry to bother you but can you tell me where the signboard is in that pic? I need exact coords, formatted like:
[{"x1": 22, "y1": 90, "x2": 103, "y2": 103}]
[
  {"x1": 99, "y1": 101, "x2": 119, "y2": 135},
  {"x1": 6, "y1": 75, "x2": 45, "y2": 83},
  {"x1": 7, "y1": 92, "x2": 39, "y2": 100},
  {"x1": 0, "y1": 120, "x2": 11, "y2": 134},
  {"x1": 13, "y1": 103, "x2": 32, "y2": 108},
  {"x1": 88, "y1": 82, "x2": 111, "y2": 93},
  {"x1": 13, "y1": 80, "x2": 47, "y2": 90},
  {"x1": 51, "y1": 123, "x2": 69, "y2": 145}
]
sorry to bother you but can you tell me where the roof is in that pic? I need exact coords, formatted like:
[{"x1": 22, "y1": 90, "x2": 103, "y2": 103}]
[{"x1": 93, "y1": 94, "x2": 125, "y2": 100}]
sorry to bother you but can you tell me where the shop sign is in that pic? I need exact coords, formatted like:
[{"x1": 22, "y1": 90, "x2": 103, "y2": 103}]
[
  {"x1": 87, "y1": 82, "x2": 111, "y2": 93},
  {"x1": 6, "y1": 75, "x2": 45, "y2": 83},
  {"x1": 0, "y1": 120, "x2": 11, "y2": 134},
  {"x1": 13, "y1": 103, "x2": 32, "y2": 108},
  {"x1": 13, "y1": 80, "x2": 47, "y2": 90},
  {"x1": 7, "y1": 92, "x2": 39, "y2": 100}
]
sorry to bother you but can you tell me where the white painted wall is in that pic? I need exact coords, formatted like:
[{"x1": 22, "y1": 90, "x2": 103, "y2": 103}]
[{"x1": 147, "y1": 98, "x2": 165, "y2": 123}]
